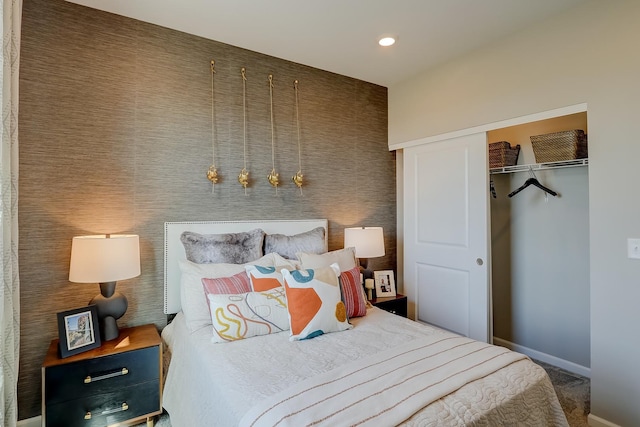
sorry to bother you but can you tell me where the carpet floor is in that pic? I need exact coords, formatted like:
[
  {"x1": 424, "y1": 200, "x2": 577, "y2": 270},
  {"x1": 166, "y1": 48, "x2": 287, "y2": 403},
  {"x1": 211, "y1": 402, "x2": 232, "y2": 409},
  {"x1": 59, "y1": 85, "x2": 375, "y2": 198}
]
[
  {"x1": 142, "y1": 360, "x2": 591, "y2": 427},
  {"x1": 533, "y1": 360, "x2": 591, "y2": 427}
]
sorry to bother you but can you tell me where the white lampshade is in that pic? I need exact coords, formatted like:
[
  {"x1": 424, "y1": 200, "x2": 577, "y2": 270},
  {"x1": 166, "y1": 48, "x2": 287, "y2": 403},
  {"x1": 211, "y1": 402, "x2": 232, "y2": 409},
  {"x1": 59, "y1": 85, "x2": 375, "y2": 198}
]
[
  {"x1": 344, "y1": 227, "x2": 385, "y2": 258},
  {"x1": 69, "y1": 234, "x2": 141, "y2": 283}
]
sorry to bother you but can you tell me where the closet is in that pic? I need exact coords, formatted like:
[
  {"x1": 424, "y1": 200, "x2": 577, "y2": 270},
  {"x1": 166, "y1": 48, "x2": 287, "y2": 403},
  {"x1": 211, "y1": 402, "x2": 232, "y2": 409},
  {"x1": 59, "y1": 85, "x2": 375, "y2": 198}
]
[
  {"x1": 489, "y1": 112, "x2": 590, "y2": 376},
  {"x1": 402, "y1": 105, "x2": 590, "y2": 377}
]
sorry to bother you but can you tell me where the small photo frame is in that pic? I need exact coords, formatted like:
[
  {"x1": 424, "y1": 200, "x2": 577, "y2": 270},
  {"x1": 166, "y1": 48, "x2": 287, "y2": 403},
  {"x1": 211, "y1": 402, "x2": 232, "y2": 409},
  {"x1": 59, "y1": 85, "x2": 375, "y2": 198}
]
[
  {"x1": 57, "y1": 305, "x2": 101, "y2": 358},
  {"x1": 374, "y1": 270, "x2": 396, "y2": 298}
]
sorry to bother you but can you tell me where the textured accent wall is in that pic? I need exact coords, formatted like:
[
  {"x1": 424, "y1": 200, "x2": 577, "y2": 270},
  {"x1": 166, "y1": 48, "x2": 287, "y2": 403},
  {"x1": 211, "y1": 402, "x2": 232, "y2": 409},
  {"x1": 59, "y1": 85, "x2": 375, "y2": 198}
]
[{"x1": 18, "y1": 0, "x2": 394, "y2": 419}]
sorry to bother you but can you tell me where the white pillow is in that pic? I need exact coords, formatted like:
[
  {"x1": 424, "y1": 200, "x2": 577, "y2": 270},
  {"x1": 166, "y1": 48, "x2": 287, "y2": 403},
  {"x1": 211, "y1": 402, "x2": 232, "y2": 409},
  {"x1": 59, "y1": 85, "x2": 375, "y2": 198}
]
[
  {"x1": 179, "y1": 253, "x2": 277, "y2": 333},
  {"x1": 297, "y1": 247, "x2": 357, "y2": 272},
  {"x1": 271, "y1": 252, "x2": 302, "y2": 270}
]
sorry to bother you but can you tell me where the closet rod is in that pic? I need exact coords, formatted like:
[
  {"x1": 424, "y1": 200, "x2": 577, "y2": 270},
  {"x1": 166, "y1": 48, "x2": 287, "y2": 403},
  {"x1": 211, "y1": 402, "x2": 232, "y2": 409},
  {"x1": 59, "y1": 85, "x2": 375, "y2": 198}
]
[{"x1": 490, "y1": 158, "x2": 588, "y2": 175}]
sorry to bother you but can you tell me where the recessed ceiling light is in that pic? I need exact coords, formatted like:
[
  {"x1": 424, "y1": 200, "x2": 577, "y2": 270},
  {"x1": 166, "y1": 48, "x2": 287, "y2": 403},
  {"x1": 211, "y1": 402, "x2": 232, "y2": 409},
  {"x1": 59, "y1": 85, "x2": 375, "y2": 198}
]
[{"x1": 378, "y1": 36, "x2": 396, "y2": 47}]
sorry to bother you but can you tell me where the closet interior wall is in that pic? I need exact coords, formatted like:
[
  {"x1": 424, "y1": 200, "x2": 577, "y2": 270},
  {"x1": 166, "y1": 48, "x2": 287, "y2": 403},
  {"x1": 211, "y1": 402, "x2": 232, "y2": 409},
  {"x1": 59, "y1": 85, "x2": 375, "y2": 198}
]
[{"x1": 489, "y1": 112, "x2": 590, "y2": 373}]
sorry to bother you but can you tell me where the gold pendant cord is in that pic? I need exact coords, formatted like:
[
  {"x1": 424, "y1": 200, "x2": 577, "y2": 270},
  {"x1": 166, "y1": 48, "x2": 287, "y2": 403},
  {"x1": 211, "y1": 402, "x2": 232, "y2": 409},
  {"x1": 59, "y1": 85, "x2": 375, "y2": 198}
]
[
  {"x1": 292, "y1": 80, "x2": 304, "y2": 193},
  {"x1": 267, "y1": 75, "x2": 279, "y2": 192},
  {"x1": 238, "y1": 67, "x2": 249, "y2": 194},
  {"x1": 206, "y1": 60, "x2": 219, "y2": 192}
]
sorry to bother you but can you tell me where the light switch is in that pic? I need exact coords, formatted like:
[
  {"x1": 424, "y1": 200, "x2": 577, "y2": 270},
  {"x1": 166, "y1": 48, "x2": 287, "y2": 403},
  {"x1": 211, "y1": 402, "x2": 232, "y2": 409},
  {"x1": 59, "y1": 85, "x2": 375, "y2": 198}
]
[{"x1": 628, "y1": 238, "x2": 640, "y2": 259}]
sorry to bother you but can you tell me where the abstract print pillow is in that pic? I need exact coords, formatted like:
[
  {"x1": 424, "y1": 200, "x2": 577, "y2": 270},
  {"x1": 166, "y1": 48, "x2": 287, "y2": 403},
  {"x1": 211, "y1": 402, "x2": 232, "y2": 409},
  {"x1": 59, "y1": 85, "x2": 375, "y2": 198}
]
[
  {"x1": 178, "y1": 253, "x2": 276, "y2": 333},
  {"x1": 245, "y1": 265, "x2": 286, "y2": 292},
  {"x1": 282, "y1": 263, "x2": 352, "y2": 341},
  {"x1": 339, "y1": 267, "x2": 367, "y2": 318},
  {"x1": 207, "y1": 287, "x2": 289, "y2": 343}
]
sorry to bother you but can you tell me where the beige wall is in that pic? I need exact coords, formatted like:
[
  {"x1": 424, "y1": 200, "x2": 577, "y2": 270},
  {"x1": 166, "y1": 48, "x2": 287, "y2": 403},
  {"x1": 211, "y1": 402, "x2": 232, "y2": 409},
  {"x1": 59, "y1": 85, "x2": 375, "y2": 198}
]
[
  {"x1": 18, "y1": 0, "x2": 395, "y2": 419},
  {"x1": 389, "y1": 0, "x2": 640, "y2": 424}
]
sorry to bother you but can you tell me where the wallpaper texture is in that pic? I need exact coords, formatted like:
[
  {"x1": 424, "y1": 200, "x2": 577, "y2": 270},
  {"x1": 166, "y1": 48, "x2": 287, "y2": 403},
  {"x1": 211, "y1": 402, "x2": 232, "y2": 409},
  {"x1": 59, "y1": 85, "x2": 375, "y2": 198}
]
[{"x1": 18, "y1": 0, "x2": 394, "y2": 419}]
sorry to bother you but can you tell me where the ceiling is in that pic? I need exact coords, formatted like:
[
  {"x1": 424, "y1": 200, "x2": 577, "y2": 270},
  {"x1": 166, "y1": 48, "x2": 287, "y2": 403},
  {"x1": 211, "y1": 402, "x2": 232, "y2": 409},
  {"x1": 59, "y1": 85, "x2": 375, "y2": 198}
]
[{"x1": 65, "y1": 0, "x2": 587, "y2": 87}]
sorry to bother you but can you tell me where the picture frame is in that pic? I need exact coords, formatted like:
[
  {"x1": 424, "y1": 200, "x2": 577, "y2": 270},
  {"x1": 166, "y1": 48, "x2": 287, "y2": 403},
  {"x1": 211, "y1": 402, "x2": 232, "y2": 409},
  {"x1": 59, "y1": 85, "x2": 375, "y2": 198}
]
[
  {"x1": 57, "y1": 305, "x2": 101, "y2": 358},
  {"x1": 374, "y1": 270, "x2": 396, "y2": 298}
]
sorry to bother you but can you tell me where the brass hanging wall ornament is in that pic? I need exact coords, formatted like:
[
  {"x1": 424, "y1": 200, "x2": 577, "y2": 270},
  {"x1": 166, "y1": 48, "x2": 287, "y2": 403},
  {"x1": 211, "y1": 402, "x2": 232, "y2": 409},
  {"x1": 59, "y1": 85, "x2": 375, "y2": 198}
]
[
  {"x1": 267, "y1": 74, "x2": 280, "y2": 192},
  {"x1": 206, "y1": 60, "x2": 220, "y2": 192},
  {"x1": 238, "y1": 67, "x2": 250, "y2": 194},
  {"x1": 292, "y1": 80, "x2": 304, "y2": 193}
]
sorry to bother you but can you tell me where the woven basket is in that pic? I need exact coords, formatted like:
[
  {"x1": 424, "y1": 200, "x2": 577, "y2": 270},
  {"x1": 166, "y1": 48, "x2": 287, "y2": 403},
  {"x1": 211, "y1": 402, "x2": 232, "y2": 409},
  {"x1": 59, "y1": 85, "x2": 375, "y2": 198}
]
[
  {"x1": 530, "y1": 129, "x2": 588, "y2": 163},
  {"x1": 489, "y1": 141, "x2": 520, "y2": 168}
]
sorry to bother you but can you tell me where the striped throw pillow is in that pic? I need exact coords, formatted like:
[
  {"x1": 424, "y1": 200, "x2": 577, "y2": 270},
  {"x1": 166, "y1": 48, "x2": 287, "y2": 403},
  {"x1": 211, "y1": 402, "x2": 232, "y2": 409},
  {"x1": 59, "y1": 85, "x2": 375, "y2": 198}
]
[
  {"x1": 201, "y1": 271, "x2": 251, "y2": 295},
  {"x1": 339, "y1": 267, "x2": 367, "y2": 317}
]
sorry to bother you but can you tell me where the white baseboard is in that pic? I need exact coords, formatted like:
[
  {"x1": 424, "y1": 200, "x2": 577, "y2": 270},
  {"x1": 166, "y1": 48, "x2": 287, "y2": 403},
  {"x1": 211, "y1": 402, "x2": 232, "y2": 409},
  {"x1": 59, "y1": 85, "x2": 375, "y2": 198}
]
[
  {"x1": 588, "y1": 413, "x2": 622, "y2": 427},
  {"x1": 493, "y1": 337, "x2": 591, "y2": 378},
  {"x1": 17, "y1": 416, "x2": 40, "y2": 427}
]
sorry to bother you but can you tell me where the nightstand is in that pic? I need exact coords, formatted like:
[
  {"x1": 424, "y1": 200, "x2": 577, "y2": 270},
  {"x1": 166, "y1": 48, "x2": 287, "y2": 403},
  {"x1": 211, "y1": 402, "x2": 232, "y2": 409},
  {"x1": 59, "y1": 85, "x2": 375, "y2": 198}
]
[
  {"x1": 370, "y1": 294, "x2": 408, "y2": 317},
  {"x1": 42, "y1": 324, "x2": 162, "y2": 427}
]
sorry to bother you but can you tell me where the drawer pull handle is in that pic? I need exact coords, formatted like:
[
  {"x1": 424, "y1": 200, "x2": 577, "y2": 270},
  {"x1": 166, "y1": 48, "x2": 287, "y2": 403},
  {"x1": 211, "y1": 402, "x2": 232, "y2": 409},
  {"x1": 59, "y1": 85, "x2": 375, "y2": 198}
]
[
  {"x1": 83, "y1": 367, "x2": 129, "y2": 384},
  {"x1": 84, "y1": 403, "x2": 129, "y2": 421},
  {"x1": 100, "y1": 402, "x2": 129, "y2": 416}
]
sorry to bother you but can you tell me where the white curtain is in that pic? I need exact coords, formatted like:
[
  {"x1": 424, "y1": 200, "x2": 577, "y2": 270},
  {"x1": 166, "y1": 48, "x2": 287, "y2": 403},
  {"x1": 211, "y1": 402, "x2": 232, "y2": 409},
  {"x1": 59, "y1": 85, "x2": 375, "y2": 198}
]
[{"x1": 0, "y1": 0, "x2": 21, "y2": 426}]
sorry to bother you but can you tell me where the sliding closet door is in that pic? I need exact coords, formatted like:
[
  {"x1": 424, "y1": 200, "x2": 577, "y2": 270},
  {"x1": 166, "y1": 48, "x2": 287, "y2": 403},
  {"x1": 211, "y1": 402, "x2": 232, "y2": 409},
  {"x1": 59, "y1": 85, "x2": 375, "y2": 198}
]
[{"x1": 404, "y1": 132, "x2": 491, "y2": 342}]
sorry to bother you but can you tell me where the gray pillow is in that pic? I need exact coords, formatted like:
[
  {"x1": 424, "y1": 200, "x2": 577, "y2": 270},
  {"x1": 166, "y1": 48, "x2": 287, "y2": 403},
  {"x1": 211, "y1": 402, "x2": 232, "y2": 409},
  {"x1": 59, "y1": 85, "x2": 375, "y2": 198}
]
[
  {"x1": 264, "y1": 227, "x2": 326, "y2": 260},
  {"x1": 180, "y1": 229, "x2": 265, "y2": 264}
]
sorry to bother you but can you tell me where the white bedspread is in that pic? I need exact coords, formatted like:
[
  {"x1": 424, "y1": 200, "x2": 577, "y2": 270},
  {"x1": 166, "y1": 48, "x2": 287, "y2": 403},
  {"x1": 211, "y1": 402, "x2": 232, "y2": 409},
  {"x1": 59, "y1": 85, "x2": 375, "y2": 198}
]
[
  {"x1": 162, "y1": 308, "x2": 568, "y2": 427},
  {"x1": 240, "y1": 335, "x2": 526, "y2": 427}
]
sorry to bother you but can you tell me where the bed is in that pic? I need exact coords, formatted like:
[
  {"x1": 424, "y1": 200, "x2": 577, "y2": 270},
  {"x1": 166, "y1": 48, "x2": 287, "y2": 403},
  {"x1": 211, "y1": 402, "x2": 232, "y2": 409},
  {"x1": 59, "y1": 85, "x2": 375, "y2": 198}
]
[{"x1": 161, "y1": 220, "x2": 568, "y2": 426}]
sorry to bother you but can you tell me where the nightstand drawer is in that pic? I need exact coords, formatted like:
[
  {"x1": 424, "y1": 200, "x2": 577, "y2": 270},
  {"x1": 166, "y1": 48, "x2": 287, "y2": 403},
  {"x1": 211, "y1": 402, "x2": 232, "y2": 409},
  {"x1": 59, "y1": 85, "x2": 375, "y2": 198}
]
[
  {"x1": 44, "y1": 379, "x2": 160, "y2": 427},
  {"x1": 44, "y1": 346, "x2": 159, "y2": 405}
]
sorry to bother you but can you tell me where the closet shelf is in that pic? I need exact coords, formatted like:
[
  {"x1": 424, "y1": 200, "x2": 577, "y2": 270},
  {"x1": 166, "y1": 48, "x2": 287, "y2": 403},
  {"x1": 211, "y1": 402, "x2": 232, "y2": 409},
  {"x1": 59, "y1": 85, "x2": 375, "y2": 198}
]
[{"x1": 490, "y1": 158, "x2": 588, "y2": 174}]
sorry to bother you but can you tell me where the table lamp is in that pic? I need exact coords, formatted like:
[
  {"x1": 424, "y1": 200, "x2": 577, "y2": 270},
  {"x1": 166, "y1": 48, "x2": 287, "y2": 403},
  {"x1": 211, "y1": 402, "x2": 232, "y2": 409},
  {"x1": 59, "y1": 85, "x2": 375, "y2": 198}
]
[
  {"x1": 344, "y1": 226, "x2": 385, "y2": 282},
  {"x1": 69, "y1": 234, "x2": 140, "y2": 341}
]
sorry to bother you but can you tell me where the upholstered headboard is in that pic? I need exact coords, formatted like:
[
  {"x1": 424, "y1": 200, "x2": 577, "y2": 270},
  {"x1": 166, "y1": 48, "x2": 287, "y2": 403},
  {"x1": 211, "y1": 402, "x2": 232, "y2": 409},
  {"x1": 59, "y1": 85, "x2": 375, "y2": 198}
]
[{"x1": 163, "y1": 219, "x2": 328, "y2": 314}]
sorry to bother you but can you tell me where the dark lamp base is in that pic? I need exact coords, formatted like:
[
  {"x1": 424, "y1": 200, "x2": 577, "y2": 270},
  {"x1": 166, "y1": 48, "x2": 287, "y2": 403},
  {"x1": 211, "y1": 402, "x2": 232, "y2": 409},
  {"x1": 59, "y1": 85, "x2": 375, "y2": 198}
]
[
  {"x1": 101, "y1": 316, "x2": 120, "y2": 341},
  {"x1": 90, "y1": 281, "x2": 128, "y2": 342},
  {"x1": 359, "y1": 258, "x2": 374, "y2": 281}
]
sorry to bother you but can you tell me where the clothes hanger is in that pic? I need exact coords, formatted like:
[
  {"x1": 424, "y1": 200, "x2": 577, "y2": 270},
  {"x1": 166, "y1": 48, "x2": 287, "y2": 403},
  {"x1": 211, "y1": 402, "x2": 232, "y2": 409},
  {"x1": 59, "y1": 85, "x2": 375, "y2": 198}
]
[
  {"x1": 508, "y1": 167, "x2": 558, "y2": 198},
  {"x1": 490, "y1": 176, "x2": 497, "y2": 199}
]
